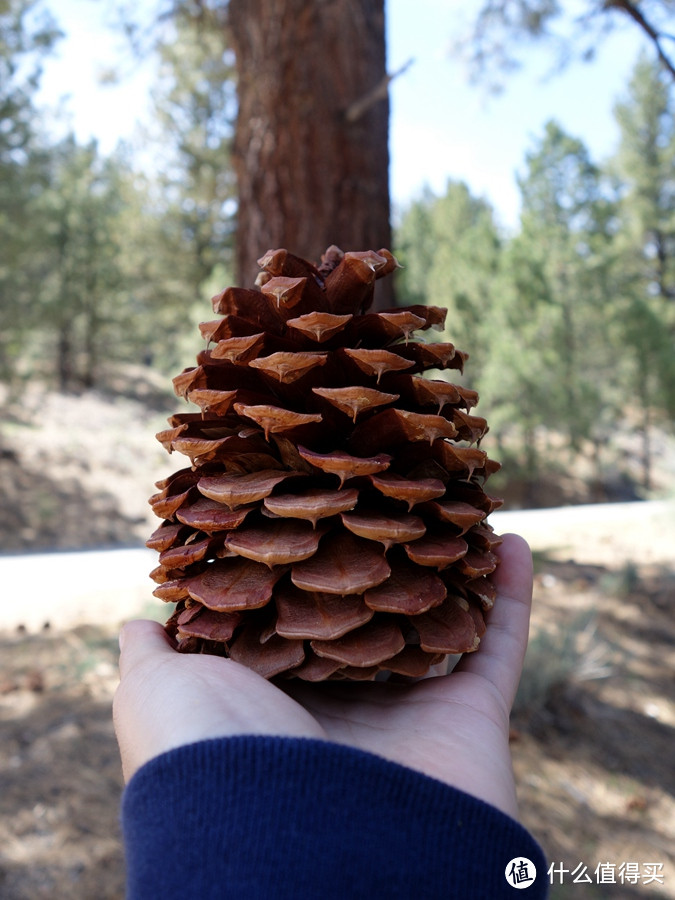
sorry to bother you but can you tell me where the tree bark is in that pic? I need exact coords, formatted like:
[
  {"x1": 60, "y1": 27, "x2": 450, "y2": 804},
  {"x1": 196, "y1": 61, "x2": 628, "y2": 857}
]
[
  {"x1": 57, "y1": 324, "x2": 74, "y2": 393},
  {"x1": 229, "y1": 0, "x2": 392, "y2": 305}
]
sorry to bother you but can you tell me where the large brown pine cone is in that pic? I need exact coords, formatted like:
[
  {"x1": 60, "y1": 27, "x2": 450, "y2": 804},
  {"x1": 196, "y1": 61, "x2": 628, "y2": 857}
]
[{"x1": 147, "y1": 246, "x2": 502, "y2": 681}]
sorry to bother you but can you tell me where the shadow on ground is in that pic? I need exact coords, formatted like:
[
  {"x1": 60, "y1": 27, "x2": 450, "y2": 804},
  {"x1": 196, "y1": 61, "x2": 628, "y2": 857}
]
[{"x1": 0, "y1": 453, "x2": 146, "y2": 553}]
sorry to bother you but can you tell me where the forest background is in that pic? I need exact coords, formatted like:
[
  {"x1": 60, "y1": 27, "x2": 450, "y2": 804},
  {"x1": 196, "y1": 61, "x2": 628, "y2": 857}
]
[
  {"x1": 1, "y1": 3, "x2": 675, "y2": 897},
  {"x1": 2, "y1": 0, "x2": 675, "y2": 519}
]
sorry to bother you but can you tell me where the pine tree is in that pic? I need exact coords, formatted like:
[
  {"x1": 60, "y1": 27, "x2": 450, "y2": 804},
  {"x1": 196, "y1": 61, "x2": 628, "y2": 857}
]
[
  {"x1": 482, "y1": 121, "x2": 617, "y2": 494},
  {"x1": 150, "y1": 5, "x2": 236, "y2": 292},
  {"x1": 396, "y1": 181, "x2": 501, "y2": 379},
  {"x1": 612, "y1": 53, "x2": 675, "y2": 487},
  {"x1": 0, "y1": 0, "x2": 59, "y2": 380}
]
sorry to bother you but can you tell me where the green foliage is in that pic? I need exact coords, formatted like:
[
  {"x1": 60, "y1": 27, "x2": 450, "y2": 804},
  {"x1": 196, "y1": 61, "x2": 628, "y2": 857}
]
[
  {"x1": 0, "y1": 5, "x2": 673, "y2": 508},
  {"x1": 613, "y1": 54, "x2": 675, "y2": 410},
  {"x1": 0, "y1": 1, "x2": 236, "y2": 390},
  {"x1": 150, "y1": 5, "x2": 236, "y2": 289},
  {"x1": 32, "y1": 138, "x2": 129, "y2": 387},
  {"x1": 0, "y1": 0, "x2": 60, "y2": 378},
  {"x1": 489, "y1": 121, "x2": 618, "y2": 456},
  {"x1": 395, "y1": 63, "x2": 675, "y2": 502},
  {"x1": 396, "y1": 181, "x2": 501, "y2": 376}
]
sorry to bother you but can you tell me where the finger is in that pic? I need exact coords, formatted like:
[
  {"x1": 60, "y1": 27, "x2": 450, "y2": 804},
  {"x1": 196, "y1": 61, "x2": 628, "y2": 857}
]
[
  {"x1": 453, "y1": 533, "x2": 533, "y2": 711},
  {"x1": 118, "y1": 619, "x2": 175, "y2": 680}
]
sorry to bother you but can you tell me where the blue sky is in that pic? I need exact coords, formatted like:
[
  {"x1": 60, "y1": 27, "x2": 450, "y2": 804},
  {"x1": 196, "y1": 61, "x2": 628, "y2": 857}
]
[
  {"x1": 387, "y1": 0, "x2": 646, "y2": 228},
  {"x1": 37, "y1": 0, "x2": 648, "y2": 230}
]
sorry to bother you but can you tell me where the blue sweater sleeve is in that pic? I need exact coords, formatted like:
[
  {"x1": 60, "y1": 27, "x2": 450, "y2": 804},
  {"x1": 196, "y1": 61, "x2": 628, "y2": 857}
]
[{"x1": 121, "y1": 736, "x2": 548, "y2": 899}]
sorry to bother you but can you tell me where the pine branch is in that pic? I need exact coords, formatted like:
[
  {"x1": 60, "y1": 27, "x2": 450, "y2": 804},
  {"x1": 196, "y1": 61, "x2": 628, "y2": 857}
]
[
  {"x1": 345, "y1": 58, "x2": 414, "y2": 123},
  {"x1": 603, "y1": 0, "x2": 675, "y2": 80}
]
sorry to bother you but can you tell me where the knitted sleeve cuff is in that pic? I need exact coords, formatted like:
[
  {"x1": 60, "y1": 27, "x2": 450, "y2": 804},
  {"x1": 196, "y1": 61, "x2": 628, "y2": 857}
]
[{"x1": 121, "y1": 735, "x2": 548, "y2": 899}]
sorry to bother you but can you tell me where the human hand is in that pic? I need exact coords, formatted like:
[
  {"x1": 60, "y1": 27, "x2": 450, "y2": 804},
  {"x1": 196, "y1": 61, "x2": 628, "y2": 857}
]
[{"x1": 113, "y1": 533, "x2": 533, "y2": 820}]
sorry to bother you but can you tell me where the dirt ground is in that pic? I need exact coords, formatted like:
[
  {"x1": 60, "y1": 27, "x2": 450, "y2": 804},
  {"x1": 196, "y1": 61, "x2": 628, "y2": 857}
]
[{"x1": 0, "y1": 384, "x2": 674, "y2": 898}]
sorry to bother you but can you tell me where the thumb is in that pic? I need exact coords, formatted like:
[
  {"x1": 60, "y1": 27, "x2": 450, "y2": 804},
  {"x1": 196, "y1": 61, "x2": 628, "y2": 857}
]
[
  {"x1": 118, "y1": 619, "x2": 175, "y2": 679},
  {"x1": 453, "y1": 533, "x2": 534, "y2": 712}
]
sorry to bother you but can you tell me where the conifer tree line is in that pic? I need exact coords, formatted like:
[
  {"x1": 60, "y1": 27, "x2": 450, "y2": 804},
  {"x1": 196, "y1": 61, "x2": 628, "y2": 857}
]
[
  {"x1": 1, "y1": 0, "x2": 673, "y2": 501},
  {"x1": 396, "y1": 55, "x2": 675, "y2": 499},
  {"x1": 0, "y1": 0, "x2": 236, "y2": 388}
]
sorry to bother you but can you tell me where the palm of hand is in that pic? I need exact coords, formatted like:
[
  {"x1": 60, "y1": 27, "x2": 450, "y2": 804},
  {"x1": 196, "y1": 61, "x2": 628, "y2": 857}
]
[{"x1": 114, "y1": 534, "x2": 532, "y2": 821}]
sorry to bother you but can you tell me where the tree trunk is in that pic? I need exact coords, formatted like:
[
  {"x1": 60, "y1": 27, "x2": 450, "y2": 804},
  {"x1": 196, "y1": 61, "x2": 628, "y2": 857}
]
[
  {"x1": 229, "y1": 0, "x2": 393, "y2": 305},
  {"x1": 57, "y1": 324, "x2": 74, "y2": 393},
  {"x1": 640, "y1": 389, "x2": 653, "y2": 494}
]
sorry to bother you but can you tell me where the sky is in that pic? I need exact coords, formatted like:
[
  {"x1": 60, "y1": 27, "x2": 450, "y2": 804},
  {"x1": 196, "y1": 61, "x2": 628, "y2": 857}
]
[{"x1": 36, "y1": 0, "x2": 649, "y2": 231}]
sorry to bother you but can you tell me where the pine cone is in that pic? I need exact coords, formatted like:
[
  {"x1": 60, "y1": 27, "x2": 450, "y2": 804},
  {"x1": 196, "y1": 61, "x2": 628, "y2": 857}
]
[{"x1": 148, "y1": 247, "x2": 502, "y2": 681}]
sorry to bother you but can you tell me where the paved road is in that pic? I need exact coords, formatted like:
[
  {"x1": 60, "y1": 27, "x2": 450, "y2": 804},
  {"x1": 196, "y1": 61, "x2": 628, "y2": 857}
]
[
  {"x1": 1, "y1": 547, "x2": 158, "y2": 632},
  {"x1": 494, "y1": 498, "x2": 674, "y2": 566},
  {"x1": 1, "y1": 500, "x2": 672, "y2": 632}
]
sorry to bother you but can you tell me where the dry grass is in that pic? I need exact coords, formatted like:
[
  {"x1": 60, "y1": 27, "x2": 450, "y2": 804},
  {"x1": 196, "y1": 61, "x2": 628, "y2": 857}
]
[
  {"x1": 513, "y1": 558, "x2": 675, "y2": 898},
  {"x1": 0, "y1": 627, "x2": 124, "y2": 898}
]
